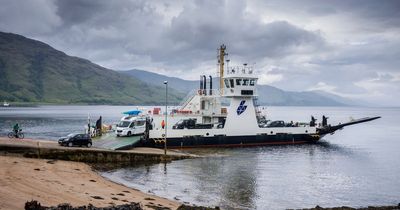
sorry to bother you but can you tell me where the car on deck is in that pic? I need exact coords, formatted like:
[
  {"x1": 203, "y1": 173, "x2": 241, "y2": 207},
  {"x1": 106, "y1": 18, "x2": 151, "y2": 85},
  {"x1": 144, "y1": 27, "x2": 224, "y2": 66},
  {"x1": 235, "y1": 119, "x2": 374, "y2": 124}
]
[
  {"x1": 58, "y1": 133, "x2": 92, "y2": 147},
  {"x1": 115, "y1": 115, "x2": 147, "y2": 137}
]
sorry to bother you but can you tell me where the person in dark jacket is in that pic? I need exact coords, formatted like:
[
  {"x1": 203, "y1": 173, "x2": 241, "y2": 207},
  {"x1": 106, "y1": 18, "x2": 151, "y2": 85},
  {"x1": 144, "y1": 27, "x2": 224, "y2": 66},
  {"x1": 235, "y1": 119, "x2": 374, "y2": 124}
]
[
  {"x1": 310, "y1": 116, "x2": 316, "y2": 127},
  {"x1": 96, "y1": 116, "x2": 102, "y2": 136},
  {"x1": 13, "y1": 123, "x2": 20, "y2": 137},
  {"x1": 322, "y1": 115, "x2": 329, "y2": 127}
]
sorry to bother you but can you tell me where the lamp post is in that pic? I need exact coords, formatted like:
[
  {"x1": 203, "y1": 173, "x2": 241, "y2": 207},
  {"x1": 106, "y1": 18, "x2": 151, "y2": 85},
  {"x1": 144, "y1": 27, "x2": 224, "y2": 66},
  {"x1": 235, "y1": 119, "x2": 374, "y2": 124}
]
[{"x1": 163, "y1": 80, "x2": 168, "y2": 155}]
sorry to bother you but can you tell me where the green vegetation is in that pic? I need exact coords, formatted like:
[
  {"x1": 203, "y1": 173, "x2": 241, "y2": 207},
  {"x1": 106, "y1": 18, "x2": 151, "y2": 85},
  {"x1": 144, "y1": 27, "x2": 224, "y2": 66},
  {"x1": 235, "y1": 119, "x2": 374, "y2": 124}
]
[{"x1": 0, "y1": 32, "x2": 182, "y2": 105}]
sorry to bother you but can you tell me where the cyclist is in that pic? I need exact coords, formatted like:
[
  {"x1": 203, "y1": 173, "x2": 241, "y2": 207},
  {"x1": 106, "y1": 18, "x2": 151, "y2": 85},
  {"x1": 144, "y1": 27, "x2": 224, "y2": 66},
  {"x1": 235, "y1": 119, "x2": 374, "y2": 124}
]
[{"x1": 13, "y1": 123, "x2": 20, "y2": 137}]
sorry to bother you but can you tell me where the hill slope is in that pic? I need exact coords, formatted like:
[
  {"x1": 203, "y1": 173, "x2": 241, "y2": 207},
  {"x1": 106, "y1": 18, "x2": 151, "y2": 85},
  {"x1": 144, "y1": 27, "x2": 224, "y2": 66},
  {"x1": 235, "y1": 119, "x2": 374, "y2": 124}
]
[
  {"x1": 122, "y1": 69, "x2": 348, "y2": 106},
  {"x1": 0, "y1": 32, "x2": 181, "y2": 105}
]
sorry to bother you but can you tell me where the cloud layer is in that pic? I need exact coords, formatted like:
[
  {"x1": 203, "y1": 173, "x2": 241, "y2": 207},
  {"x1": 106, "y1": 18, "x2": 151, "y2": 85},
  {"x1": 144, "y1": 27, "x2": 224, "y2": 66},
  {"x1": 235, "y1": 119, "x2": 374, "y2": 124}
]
[{"x1": 0, "y1": 0, "x2": 399, "y2": 106}]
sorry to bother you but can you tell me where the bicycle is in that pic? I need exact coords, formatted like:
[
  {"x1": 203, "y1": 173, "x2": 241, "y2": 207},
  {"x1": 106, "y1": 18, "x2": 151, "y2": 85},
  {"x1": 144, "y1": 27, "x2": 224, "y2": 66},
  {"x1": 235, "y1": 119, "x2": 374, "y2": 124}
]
[{"x1": 8, "y1": 129, "x2": 24, "y2": 139}]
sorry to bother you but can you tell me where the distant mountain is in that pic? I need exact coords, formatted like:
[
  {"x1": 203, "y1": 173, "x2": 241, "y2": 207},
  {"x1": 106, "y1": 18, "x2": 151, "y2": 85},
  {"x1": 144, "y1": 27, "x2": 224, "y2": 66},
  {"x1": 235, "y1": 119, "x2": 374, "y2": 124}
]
[
  {"x1": 123, "y1": 69, "x2": 195, "y2": 93},
  {"x1": 0, "y1": 32, "x2": 182, "y2": 105},
  {"x1": 0, "y1": 31, "x2": 355, "y2": 106},
  {"x1": 122, "y1": 69, "x2": 350, "y2": 106},
  {"x1": 310, "y1": 90, "x2": 373, "y2": 107}
]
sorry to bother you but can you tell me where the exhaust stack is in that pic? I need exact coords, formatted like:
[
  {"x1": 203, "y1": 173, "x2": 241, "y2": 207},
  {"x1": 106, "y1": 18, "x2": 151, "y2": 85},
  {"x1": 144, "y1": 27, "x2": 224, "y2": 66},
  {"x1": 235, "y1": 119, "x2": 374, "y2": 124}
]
[
  {"x1": 209, "y1": 75, "x2": 213, "y2": 95},
  {"x1": 203, "y1": 75, "x2": 207, "y2": 95},
  {"x1": 199, "y1": 75, "x2": 203, "y2": 95}
]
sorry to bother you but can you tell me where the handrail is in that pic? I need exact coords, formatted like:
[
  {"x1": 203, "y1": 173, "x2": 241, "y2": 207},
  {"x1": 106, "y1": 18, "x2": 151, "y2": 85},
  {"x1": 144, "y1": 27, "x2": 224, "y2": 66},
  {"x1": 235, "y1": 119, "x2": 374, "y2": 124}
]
[
  {"x1": 179, "y1": 89, "x2": 222, "y2": 109},
  {"x1": 226, "y1": 66, "x2": 255, "y2": 75},
  {"x1": 179, "y1": 89, "x2": 197, "y2": 107},
  {"x1": 196, "y1": 89, "x2": 222, "y2": 96}
]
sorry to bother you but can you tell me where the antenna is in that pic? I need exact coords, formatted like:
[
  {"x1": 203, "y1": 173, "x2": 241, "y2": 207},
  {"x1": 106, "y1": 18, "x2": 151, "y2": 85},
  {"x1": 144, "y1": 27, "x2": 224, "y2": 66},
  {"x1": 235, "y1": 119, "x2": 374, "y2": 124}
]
[
  {"x1": 218, "y1": 44, "x2": 227, "y2": 95},
  {"x1": 226, "y1": 59, "x2": 230, "y2": 74}
]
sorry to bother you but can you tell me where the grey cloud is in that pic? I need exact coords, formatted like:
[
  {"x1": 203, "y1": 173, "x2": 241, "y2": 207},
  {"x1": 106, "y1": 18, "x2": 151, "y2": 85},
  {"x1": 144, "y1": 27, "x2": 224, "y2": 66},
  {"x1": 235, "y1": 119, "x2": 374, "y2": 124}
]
[
  {"x1": 0, "y1": 0, "x2": 60, "y2": 36},
  {"x1": 377, "y1": 73, "x2": 394, "y2": 82},
  {"x1": 1, "y1": 0, "x2": 400, "y2": 105},
  {"x1": 254, "y1": 0, "x2": 400, "y2": 31},
  {"x1": 54, "y1": 0, "x2": 157, "y2": 27},
  {"x1": 55, "y1": 0, "x2": 105, "y2": 25},
  {"x1": 341, "y1": 0, "x2": 400, "y2": 27},
  {"x1": 306, "y1": 6, "x2": 337, "y2": 16},
  {"x1": 310, "y1": 37, "x2": 400, "y2": 74},
  {"x1": 159, "y1": 0, "x2": 325, "y2": 65}
]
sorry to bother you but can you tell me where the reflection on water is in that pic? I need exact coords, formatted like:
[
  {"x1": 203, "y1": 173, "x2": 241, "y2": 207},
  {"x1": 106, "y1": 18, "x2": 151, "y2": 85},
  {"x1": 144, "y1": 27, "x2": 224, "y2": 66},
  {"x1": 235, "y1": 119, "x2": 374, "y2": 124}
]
[
  {"x1": 103, "y1": 126, "x2": 400, "y2": 209},
  {"x1": 1, "y1": 105, "x2": 400, "y2": 209}
]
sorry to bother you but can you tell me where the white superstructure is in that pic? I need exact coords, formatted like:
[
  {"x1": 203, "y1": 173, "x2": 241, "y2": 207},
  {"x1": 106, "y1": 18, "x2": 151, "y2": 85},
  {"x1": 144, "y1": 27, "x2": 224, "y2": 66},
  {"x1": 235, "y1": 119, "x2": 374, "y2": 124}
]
[
  {"x1": 130, "y1": 44, "x2": 379, "y2": 148},
  {"x1": 146, "y1": 45, "x2": 317, "y2": 148}
]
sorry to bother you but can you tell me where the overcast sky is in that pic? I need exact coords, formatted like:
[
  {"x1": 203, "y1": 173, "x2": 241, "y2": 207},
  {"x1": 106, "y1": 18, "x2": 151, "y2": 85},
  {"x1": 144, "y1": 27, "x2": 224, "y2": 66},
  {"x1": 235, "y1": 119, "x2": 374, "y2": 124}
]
[{"x1": 1, "y1": 0, "x2": 399, "y2": 106}]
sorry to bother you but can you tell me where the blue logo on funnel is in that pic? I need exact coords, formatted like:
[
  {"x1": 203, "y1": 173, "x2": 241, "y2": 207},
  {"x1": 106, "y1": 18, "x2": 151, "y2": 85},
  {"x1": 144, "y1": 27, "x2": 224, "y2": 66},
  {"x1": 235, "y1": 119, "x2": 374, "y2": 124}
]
[{"x1": 237, "y1": 100, "x2": 247, "y2": 115}]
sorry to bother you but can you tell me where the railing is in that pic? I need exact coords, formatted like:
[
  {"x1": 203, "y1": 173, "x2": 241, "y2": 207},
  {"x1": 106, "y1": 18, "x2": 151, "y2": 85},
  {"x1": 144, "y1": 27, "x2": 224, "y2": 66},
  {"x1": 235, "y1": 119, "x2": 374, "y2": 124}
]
[
  {"x1": 226, "y1": 66, "x2": 255, "y2": 75},
  {"x1": 196, "y1": 89, "x2": 222, "y2": 96},
  {"x1": 179, "y1": 89, "x2": 198, "y2": 107},
  {"x1": 179, "y1": 89, "x2": 223, "y2": 110}
]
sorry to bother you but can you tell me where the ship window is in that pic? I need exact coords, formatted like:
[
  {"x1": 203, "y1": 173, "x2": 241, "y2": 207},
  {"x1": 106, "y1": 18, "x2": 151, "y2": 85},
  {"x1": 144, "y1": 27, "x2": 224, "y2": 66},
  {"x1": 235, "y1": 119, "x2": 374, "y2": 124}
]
[
  {"x1": 224, "y1": 79, "x2": 230, "y2": 88},
  {"x1": 135, "y1": 121, "x2": 145, "y2": 126},
  {"x1": 250, "y1": 79, "x2": 255, "y2": 86},
  {"x1": 229, "y1": 79, "x2": 234, "y2": 88},
  {"x1": 118, "y1": 121, "x2": 130, "y2": 127},
  {"x1": 241, "y1": 90, "x2": 253, "y2": 95},
  {"x1": 236, "y1": 79, "x2": 242, "y2": 86},
  {"x1": 243, "y1": 79, "x2": 249, "y2": 86}
]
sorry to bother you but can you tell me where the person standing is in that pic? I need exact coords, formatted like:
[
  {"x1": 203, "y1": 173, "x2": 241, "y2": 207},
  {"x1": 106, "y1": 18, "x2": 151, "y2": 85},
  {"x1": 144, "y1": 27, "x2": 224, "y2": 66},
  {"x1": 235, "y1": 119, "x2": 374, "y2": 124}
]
[
  {"x1": 322, "y1": 115, "x2": 328, "y2": 127},
  {"x1": 161, "y1": 120, "x2": 165, "y2": 129},
  {"x1": 310, "y1": 116, "x2": 316, "y2": 127},
  {"x1": 96, "y1": 116, "x2": 102, "y2": 136}
]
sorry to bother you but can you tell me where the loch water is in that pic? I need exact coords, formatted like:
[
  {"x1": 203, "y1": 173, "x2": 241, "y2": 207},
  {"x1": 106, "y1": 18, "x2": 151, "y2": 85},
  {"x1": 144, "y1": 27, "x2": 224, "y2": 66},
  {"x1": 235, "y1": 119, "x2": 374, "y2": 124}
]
[
  {"x1": 1, "y1": 105, "x2": 399, "y2": 209},
  {"x1": 0, "y1": 105, "x2": 137, "y2": 139}
]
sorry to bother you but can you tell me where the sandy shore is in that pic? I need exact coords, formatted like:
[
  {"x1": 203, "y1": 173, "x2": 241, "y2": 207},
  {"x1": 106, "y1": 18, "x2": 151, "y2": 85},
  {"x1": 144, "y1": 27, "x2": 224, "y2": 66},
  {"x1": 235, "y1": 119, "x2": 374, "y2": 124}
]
[
  {"x1": 0, "y1": 137, "x2": 196, "y2": 157},
  {"x1": 0, "y1": 155, "x2": 180, "y2": 210}
]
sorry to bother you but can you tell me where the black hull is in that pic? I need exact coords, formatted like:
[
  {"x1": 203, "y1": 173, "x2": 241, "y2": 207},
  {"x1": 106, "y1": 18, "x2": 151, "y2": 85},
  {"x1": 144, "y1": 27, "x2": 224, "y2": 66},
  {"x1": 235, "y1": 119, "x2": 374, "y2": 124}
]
[{"x1": 140, "y1": 133, "x2": 321, "y2": 149}]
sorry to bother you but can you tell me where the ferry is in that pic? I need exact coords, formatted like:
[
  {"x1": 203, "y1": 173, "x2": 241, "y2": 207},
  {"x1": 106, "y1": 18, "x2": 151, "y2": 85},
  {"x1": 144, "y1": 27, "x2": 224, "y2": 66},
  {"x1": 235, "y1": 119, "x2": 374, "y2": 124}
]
[{"x1": 139, "y1": 45, "x2": 380, "y2": 148}]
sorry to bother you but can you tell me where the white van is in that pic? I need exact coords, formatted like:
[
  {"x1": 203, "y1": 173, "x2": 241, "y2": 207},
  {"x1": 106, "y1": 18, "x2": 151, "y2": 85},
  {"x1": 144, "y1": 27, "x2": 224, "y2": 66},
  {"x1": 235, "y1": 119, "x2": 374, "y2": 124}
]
[{"x1": 115, "y1": 116, "x2": 146, "y2": 137}]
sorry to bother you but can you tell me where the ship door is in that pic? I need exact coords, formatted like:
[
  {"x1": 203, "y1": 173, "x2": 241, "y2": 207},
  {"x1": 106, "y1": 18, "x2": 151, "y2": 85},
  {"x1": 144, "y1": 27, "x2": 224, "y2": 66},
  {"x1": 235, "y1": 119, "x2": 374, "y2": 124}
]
[{"x1": 201, "y1": 100, "x2": 210, "y2": 111}]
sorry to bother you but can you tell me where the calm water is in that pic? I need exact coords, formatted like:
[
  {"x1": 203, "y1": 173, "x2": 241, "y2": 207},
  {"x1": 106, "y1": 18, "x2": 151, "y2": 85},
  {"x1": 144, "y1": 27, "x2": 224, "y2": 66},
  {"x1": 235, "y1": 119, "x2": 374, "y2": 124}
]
[
  {"x1": 0, "y1": 105, "x2": 142, "y2": 139},
  {"x1": 1, "y1": 106, "x2": 399, "y2": 209},
  {"x1": 102, "y1": 106, "x2": 400, "y2": 209}
]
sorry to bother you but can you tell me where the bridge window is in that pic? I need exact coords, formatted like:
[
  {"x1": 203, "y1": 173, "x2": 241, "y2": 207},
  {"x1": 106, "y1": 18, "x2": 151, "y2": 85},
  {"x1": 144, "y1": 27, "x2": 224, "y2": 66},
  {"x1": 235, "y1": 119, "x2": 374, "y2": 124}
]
[
  {"x1": 229, "y1": 79, "x2": 234, "y2": 88},
  {"x1": 250, "y1": 79, "x2": 255, "y2": 86},
  {"x1": 241, "y1": 90, "x2": 253, "y2": 95},
  {"x1": 224, "y1": 79, "x2": 230, "y2": 88},
  {"x1": 236, "y1": 79, "x2": 242, "y2": 86},
  {"x1": 243, "y1": 79, "x2": 249, "y2": 86}
]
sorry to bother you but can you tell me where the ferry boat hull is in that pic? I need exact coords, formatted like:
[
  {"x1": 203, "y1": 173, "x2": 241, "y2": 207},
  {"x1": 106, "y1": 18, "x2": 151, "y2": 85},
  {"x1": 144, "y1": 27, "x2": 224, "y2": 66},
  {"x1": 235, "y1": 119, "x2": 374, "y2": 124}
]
[
  {"x1": 140, "y1": 117, "x2": 380, "y2": 149},
  {"x1": 143, "y1": 133, "x2": 320, "y2": 149}
]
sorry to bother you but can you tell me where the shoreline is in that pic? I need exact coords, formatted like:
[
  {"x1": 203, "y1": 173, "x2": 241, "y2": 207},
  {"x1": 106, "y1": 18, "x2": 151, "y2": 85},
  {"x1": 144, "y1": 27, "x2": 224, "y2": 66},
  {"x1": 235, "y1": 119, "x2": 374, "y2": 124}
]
[
  {"x1": 0, "y1": 155, "x2": 181, "y2": 210},
  {"x1": 0, "y1": 137, "x2": 198, "y2": 210},
  {"x1": 0, "y1": 137, "x2": 196, "y2": 163},
  {"x1": 1, "y1": 138, "x2": 398, "y2": 209}
]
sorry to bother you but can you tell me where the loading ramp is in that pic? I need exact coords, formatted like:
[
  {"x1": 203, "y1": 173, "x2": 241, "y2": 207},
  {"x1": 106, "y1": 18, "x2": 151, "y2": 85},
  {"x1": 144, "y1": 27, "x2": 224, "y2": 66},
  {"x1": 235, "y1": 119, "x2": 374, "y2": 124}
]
[{"x1": 93, "y1": 133, "x2": 143, "y2": 150}]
